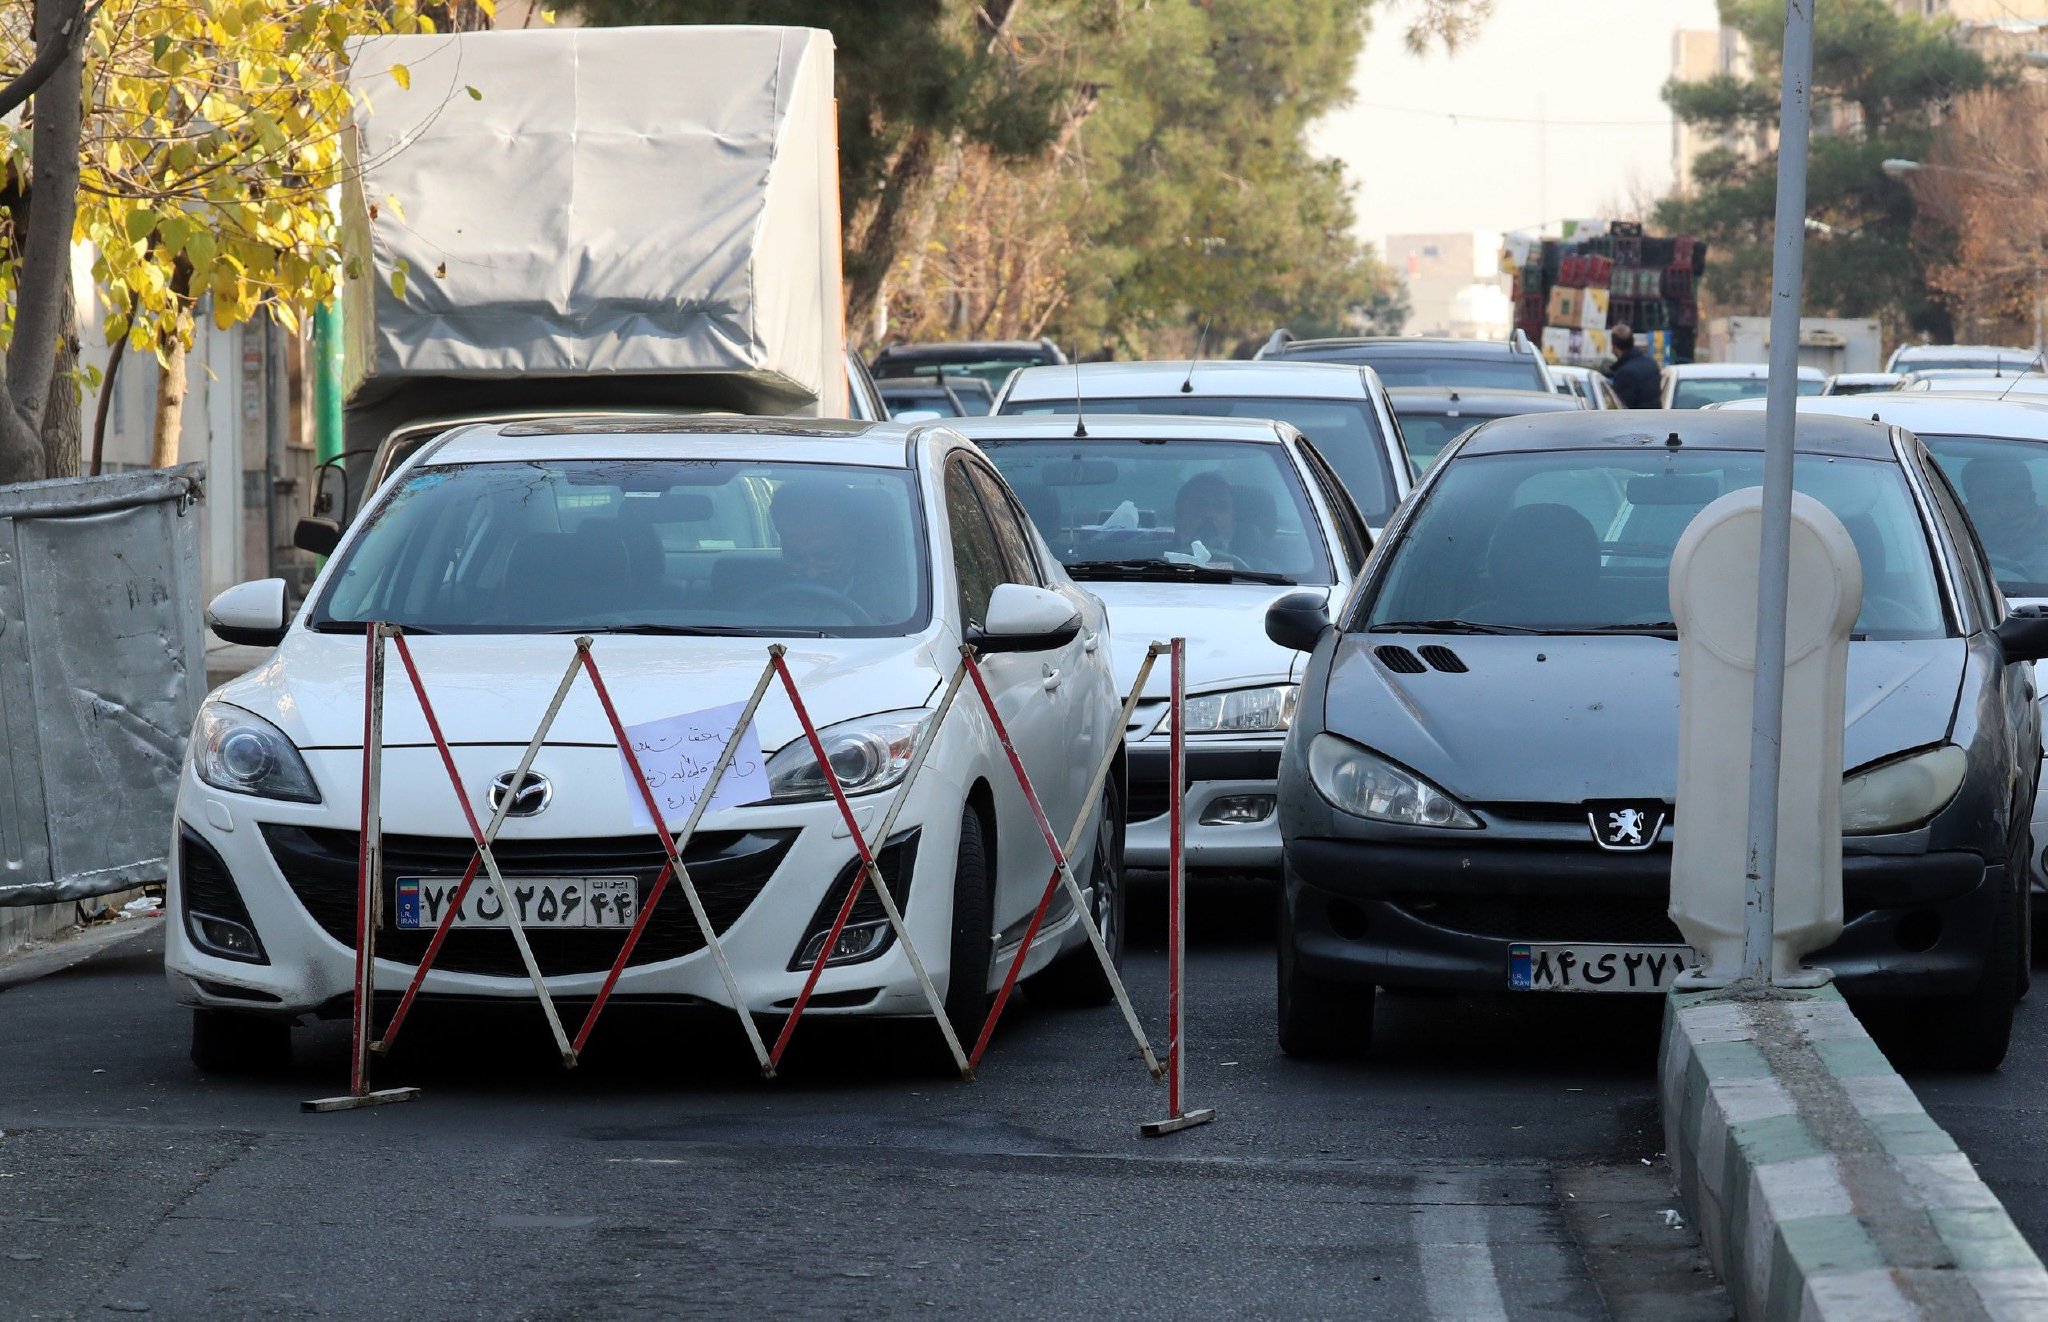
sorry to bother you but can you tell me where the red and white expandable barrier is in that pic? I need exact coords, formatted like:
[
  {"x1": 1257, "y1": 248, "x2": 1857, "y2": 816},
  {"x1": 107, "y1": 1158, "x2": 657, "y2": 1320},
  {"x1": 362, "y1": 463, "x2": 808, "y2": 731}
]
[{"x1": 1142, "y1": 638, "x2": 1214, "y2": 1136}]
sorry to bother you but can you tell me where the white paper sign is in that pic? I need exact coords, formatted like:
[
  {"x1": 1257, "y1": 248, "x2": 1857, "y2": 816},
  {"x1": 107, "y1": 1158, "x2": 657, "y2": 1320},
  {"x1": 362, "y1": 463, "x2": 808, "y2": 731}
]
[{"x1": 618, "y1": 701, "x2": 768, "y2": 833}]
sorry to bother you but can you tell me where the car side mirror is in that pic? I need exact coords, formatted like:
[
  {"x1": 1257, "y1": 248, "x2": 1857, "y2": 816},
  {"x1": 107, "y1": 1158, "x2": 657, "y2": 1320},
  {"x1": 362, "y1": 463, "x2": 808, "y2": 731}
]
[
  {"x1": 294, "y1": 516, "x2": 341, "y2": 557},
  {"x1": 206, "y1": 579, "x2": 291, "y2": 648},
  {"x1": 1265, "y1": 590, "x2": 1331, "y2": 653},
  {"x1": 971, "y1": 583, "x2": 1081, "y2": 654},
  {"x1": 1997, "y1": 608, "x2": 2048, "y2": 665}
]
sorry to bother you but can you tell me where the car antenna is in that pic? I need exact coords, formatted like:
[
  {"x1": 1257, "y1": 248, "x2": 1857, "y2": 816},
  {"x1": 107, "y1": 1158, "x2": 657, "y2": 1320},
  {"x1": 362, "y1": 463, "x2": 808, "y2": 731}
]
[
  {"x1": 1072, "y1": 351, "x2": 1088, "y2": 438},
  {"x1": 1997, "y1": 349, "x2": 2046, "y2": 401},
  {"x1": 1181, "y1": 319, "x2": 1211, "y2": 393}
]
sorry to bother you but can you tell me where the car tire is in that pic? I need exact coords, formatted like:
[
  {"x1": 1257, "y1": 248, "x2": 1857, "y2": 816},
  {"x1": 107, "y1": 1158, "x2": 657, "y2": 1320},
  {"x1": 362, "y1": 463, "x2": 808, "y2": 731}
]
[
  {"x1": 1025, "y1": 783, "x2": 1126, "y2": 1008},
  {"x1": 941, "y1": 804, "x2": 995, "y2": 1047},
  {"x1": 1914, "y1": 869, "x2": 2021, "y2": 1072},
  {"x1": 1277, "y1": 930, "x2": 1373, "y2": 1058},
  {"x1": 189, "y1": 1008, "x2": 291, "y2": 1075}
]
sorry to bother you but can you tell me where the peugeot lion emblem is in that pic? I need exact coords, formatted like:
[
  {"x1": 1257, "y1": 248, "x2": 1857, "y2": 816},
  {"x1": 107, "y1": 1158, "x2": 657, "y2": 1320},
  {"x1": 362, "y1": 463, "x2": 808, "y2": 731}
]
[
  {"x1": 489, "y1": 771, "x2": 552, "y2": 818},
  {"x1": 1585, "y1": 800, "x2": 1666, "y2": 852}
]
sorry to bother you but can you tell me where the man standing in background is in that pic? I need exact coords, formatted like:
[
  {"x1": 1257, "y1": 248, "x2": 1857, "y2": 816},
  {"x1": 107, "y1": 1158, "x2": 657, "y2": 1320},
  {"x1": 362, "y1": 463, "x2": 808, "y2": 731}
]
[{"x1": 1606, "y1": 323, "x2": 1662, "y2": 408}]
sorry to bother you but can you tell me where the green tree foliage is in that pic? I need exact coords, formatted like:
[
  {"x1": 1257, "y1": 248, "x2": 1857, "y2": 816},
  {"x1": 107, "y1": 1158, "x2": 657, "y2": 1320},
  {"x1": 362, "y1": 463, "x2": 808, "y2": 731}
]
[
  {"x1": 1656, "y1": 0, "x2": 1995, "y2": 338},
  {"x1": 569, "y1": 0, "x2": 1423, "y2": 356}
]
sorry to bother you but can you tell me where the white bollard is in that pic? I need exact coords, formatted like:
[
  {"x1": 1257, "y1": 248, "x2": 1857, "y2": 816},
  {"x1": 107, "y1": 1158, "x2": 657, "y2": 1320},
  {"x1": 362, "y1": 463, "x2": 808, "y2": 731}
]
[{"x1": 1669, "y1": 487, "x2": 1862, "y2": 988}]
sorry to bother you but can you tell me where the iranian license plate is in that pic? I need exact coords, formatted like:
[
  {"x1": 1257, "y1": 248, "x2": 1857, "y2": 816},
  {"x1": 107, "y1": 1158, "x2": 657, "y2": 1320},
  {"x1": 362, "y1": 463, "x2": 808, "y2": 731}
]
[
  {"x1": 393, "y1": 877, "x2": 637, "y2": 931},
  {"x1": 1508, "y1": 942, "x2": 1696, "y2": 993}
]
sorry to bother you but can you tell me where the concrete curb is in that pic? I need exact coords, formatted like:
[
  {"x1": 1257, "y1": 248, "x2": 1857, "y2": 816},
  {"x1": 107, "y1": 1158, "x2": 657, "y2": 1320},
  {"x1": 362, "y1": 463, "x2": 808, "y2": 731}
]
[{"x1": 1661, "y1": 984, "x2": 2048, "y2": 1320}]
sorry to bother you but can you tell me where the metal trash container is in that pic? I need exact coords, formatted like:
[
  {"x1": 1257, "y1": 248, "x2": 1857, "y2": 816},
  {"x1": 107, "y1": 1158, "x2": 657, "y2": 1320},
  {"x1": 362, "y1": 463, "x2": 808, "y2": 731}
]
[{"x1": 0, "y1": 465, "x2": 205, "y2": 906}]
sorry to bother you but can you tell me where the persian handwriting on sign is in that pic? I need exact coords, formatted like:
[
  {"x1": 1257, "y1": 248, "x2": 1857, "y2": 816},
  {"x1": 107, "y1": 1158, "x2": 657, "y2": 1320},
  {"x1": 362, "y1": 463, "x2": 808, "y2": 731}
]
[{"x1": 617, "y1": 702, "x2": 768, "y2": 833}]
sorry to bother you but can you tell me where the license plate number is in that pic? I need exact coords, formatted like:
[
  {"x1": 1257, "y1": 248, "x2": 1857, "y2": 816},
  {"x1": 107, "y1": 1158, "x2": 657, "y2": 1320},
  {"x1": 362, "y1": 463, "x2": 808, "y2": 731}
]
[
  {"x1": 394, "y1": 877, "x2": 637, "y2": 931},
  {"x1": 1509, "y1": 942, "x2": 1696, "y2": 993}
]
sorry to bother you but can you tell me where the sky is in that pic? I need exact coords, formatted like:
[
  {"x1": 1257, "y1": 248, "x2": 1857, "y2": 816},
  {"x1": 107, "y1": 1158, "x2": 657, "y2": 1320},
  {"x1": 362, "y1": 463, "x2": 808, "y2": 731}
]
[{"x1": 1309, "y1": 0, "x2": 1725, "y2": 272}]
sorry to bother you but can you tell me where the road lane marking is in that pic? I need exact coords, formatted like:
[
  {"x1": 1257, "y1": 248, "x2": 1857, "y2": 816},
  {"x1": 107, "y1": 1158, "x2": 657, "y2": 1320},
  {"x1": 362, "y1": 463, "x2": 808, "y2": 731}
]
[{"x1": 1414, "y1": 1171, "x2": 1510, "y2": 1322}]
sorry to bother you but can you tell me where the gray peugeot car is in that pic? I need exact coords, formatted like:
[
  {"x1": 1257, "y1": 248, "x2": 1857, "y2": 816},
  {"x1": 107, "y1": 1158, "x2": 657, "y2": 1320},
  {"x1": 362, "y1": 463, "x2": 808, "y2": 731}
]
[{"x1": 1267, "y1": 410, "x2": 2048, "y2": 1069}]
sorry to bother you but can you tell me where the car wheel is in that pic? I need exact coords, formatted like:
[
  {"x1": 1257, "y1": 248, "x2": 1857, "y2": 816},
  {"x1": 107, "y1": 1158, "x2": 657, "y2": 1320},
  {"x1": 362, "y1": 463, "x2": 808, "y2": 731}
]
[
  {"x1": 1024, "y1": 783, "x2": 1126, "y2": 1008},
  {"x1": 1277, "y1": 926, "x2": 1374, "y2": 1058},
  {"x1": 189, "y1": 1008, "x2": 291, "y2": 1075},
  {"x1": 941, "y1": 804, "x2": 995, "y2": 1046},
  {"x1": 1913, "y1": 868, "x2": 2021, "y2": 1072}
]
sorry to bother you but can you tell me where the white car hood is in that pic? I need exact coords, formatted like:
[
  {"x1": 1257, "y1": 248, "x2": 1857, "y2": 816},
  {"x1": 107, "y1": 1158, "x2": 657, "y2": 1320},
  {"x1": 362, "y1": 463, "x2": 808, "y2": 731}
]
[
  {"x1": 218, "y1": 629, "x2": 951, "y2": 752},
  {"x1": 1087, "y1": 581, "x2": 1326, "y2": 696}
]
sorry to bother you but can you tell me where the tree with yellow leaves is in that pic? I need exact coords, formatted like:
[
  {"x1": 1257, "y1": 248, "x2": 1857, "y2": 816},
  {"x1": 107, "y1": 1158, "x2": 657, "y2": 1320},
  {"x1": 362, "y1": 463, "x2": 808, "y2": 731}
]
[{"x1": 0, "y1": 0, "x2": 491, "y2": 484}]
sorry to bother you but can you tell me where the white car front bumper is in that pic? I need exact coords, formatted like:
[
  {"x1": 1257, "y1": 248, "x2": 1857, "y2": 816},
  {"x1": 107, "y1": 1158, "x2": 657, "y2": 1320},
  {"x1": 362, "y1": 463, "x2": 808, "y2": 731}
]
[
  {"x1": 164, "y1": 746, "x2": 980, "y2": 1021},
  {"x1": 1123, "y1": 737, "x2": 1284, "y2": 874}
]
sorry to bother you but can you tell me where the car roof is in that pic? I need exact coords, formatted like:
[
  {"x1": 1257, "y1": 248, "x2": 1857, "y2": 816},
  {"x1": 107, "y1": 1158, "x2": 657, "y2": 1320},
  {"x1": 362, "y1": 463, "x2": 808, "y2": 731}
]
[
  {"x1": 1002, "y1": 359, "x2": 1373, "y2": 402},
  {"x1": 952, "y1": 413, "x2": 1293, "y2": 445},
  {"x1": 1274, "y1": 336, "x2": 1522, "y2": 357},
  {"x1": 1827, "y1": 372, "x2": 1901, "y2": 384},
  {"x1": 1453, "y1": 408, "x2": 1897, "y2": 460},
  {"x1": 421, "y1": 415, "x2": 923, "y2": 468},
  {"x1": 1893, "y1": 343, "x2": 2034, "y2": 359},
  {"x1": 1665, "y1": 362, "x2": 1825, "y2": 380},
  {"x1": 1715, "y1": 392, "x2": 2048, "y2": 438},
  {"x1": 873, "y1": 340, "x2": 1057, "y2": 359},
  {"x1": 1385, "y1": 386, "x2": 1582, "y2": 414}
]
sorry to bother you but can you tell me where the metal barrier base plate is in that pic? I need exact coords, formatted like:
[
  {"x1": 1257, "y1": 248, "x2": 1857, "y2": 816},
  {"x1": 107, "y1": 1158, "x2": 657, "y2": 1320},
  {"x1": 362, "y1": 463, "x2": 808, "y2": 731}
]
[
  {"x1": 1139, "y1": 1107, "x2": 1215, "y2": 1137},
  {"x1": 301, "y1": 1087, "x2": 422, "y2": 1113}
]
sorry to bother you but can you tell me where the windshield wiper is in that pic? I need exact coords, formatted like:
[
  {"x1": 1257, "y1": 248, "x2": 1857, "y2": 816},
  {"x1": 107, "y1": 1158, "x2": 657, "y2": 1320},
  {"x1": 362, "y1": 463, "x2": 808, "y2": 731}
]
[
  {"x1": 1369, "y1": 618, "x2": 1541, "y2": 635},
  {"x1": 554, "y1": 623, "x2": 827, "y2": 638},
  {"x1": 1067, "y1": 558, "x2": 1297, "y2": 586},
  {"x1": 308, "y1": 620, "x2": 444, "y2": 635},
  {"x1": 1567, "y1": 622, "x2": 1679, "y2": 636}
]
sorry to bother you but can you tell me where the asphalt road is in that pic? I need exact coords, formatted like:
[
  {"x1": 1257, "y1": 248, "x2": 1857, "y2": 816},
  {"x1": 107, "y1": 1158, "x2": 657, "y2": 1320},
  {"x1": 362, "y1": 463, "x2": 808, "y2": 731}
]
[{"x1": 38, "y1": 878, "x2": 2020, "y2": 1319}]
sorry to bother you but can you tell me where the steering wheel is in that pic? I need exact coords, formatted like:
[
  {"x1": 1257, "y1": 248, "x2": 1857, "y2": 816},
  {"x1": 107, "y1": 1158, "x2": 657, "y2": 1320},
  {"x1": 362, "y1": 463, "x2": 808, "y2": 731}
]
[{"x1": 755, "y1": 582, "x2": 875, "y2": 626}]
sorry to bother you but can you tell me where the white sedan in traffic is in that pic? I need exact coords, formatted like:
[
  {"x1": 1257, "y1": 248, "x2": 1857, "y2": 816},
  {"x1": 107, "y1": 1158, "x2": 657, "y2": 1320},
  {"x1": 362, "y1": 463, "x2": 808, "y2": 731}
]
[
  {"x1": 170, "y1": 418, "x2": 1123, "y2": 1069},
  {"x1": 957, "y1": 414, "x2": 1370, "y2": 877}
]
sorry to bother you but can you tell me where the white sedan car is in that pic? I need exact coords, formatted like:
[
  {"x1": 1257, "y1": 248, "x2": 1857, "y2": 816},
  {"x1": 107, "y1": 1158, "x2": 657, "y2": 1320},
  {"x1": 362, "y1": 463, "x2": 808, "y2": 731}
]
[
  {"x1": 957, "y1": 414, "x2": 1370, "y2": 877},
  {"x1": 170, "y1": 418, "x2": 1123, "y2": 1069}
]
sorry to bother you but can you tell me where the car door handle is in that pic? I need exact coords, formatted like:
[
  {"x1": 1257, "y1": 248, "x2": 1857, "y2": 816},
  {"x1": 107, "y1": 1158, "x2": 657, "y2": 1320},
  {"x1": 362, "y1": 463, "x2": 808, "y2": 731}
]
[
  {"x1": 1042, "y1": 665, "x2": 1062, "y2": 692},
  {"x1": 1083, "y1": 631, "x2": 1099, "y2": 654}
]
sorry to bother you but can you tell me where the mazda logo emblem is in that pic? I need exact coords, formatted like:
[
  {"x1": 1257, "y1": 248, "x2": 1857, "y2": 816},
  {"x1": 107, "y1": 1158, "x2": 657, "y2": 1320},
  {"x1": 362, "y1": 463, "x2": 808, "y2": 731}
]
[{"x1": 489, "y1": 771, "x2": 552, "y2": 818}]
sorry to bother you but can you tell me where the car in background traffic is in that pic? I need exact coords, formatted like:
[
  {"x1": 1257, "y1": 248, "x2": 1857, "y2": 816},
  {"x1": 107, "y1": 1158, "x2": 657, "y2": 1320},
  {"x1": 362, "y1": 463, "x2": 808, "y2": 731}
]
[
  {"x1": 1822, "y1": 372, "x2": 1903, "y2": 396},
  {"x1": 958, "y1": 414, "x2": 1372, "y2": 880},
  {"x1": 173, "y1": 417, "x2": 1126, "y2": 1070},
  {"x1": 869, "y1": 339, "x2": 1068, "y2": 393},
  {"x1": 878, "y1": 375, "x2": 995, "y2": 419},
  {"x1": 1549, "y1": 365, "x2": 1624, "y2": 410},
  {"x1": 1267, "y1": 408, "x2": 2046, "y2": 1070},
  {"x1": 992, "y1": 360, "x2": 1414, "y2": 532},
  {"x1": 1385, "y1": 386, "x2": 1585, "y2": 472},
  {"x1": 1254, "y1": 329, "x2": 1556, "y2": 394},
  {"x1": 1661, "y1": 361, "x2": 1825, "y2": 409},
  {"x1": 1898, "y1": 375, "x2": 2048, "y2": 398},
  {"x1": 1886, "y1": 343, "x2": 2038, "y2": 375}
]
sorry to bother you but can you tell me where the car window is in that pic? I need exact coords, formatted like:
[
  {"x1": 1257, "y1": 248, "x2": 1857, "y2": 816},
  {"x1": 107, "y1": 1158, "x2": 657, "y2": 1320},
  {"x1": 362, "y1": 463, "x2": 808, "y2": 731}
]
[
  {"x1": 1390, "y1": 412, "x2": 1523, "y2": 471},
  {"x1": 313, "y1": 459, "x2": 929, "y2": 637},
  {"x1": 1914, "y1": 451, "x2": 1997, "y2": 626},
  {"x1": 966, "y1": 462, "x2": 1044, "y2": 586},
  {"x1": 1364, "y1": 449, "x2": 1947, "y2": 640},
  {"x1": 1920, "y1": 433, "x2": 2048, "y2": 600},
  {"x1": 1283, "y1": 349, "x2": 1546, "y2": 392},
  {"x1": 945, "y1": 461, "x2": 1009, "y2": 629},
  {"x1": 977, "y1": 435, "x2": 1335, "y2": 585},
  {"x1": 1001, "y1": 394, "x2": 1395, "y2": 525},
  {"x1": 1298, "y1": 440, "x2": 1370, "y2": 574}
]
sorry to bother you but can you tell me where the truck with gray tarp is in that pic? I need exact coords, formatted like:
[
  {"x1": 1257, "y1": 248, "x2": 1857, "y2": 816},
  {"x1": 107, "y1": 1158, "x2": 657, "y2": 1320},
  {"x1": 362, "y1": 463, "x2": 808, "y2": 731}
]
[{"x1": 307, "y1": 24, "x2": 845, "y2": 536}]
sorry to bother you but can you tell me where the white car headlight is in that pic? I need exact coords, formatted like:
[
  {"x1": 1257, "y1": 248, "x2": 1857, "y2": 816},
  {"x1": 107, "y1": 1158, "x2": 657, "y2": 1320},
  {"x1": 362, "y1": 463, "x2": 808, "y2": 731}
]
[
  {"x1": 1841, "y1": 744, "x2": 1967, "y2": 835},
  {"x1": 1308, "y1": 733, "x2": 1478, "y2": 829},
  {"x1": 192, "y1": 702, "x2": 321, "y2": 803},
  {"x1": 764, "y1": 710, "x2": 932, "y2": 802},
  {"x1": 1182, "y1": 684, "x2": 1299, "y2": 734}
]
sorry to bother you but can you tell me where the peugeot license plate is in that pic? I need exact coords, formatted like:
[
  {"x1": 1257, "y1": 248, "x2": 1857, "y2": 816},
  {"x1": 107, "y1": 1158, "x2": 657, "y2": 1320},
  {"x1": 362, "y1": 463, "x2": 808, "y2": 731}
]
[
  {"x1": 394, "y1": 877, "x2": 637, "y2": 930},
  {"x1": 1508, "y1": 942, "x2": 1695, "y2": 993}
]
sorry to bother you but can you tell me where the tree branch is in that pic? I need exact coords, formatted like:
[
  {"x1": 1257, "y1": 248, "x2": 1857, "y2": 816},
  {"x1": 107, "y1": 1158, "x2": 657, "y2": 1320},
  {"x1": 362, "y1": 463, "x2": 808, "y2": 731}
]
[{"x1": 0, "y1": 0, "x2": 97, "y2": 122}]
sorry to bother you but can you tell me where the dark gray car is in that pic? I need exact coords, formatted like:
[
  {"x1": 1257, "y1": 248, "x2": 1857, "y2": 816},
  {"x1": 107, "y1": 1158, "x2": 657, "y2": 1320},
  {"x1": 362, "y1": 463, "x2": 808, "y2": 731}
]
[{"x1": 1266, "y1": 409, "x2": 2048, "y2": 1070}]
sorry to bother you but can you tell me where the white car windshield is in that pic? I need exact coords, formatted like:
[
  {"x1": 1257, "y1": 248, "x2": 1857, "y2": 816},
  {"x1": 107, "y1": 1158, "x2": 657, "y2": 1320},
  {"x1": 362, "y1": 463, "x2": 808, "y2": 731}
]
[
  {"x1": 1003, "y1": 395, "x2": 1395, "y2": 525},
  {"x1": 976, "y1": 437, "x2": 1334, "y2": 586},
  {"x1": 1366, "y1": 449, "x2": 1947, "y2": 640},
  {"x1": 1671, "y1": 376, "x2": 1824, "y2": 409},
  {"x1": 1922, "y1": 434, "x2": 2048, "y2": 597},
  {"x1": 313, "y1": 459, "x2": 930, "y2": 637}
]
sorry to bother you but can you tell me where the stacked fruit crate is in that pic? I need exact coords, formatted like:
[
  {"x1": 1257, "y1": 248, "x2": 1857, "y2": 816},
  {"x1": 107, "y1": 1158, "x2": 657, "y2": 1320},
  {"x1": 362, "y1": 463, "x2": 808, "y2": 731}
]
[{"x1": 1506, "y1": 222, "x2": 1708, "y2": 366}]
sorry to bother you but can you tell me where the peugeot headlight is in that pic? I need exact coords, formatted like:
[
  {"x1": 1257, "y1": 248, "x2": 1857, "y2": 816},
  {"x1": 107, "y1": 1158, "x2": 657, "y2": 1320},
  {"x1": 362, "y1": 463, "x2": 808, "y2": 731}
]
[
  {"x1": 1841, "y1": 744, "x2": 1967, "y2": 835},
  {"x1": 1182, "y1": 684, "x2": 1299, "y2": 735},
  {"x1": 764, "y1": 710, "x2": 932, "y2": 802},
  {"x1": 192, "y1": 702, "x2": 321, "y2": 803},
  {"x1": 1308, "y1": 733, "x2": 1479, "y2": 829}
]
